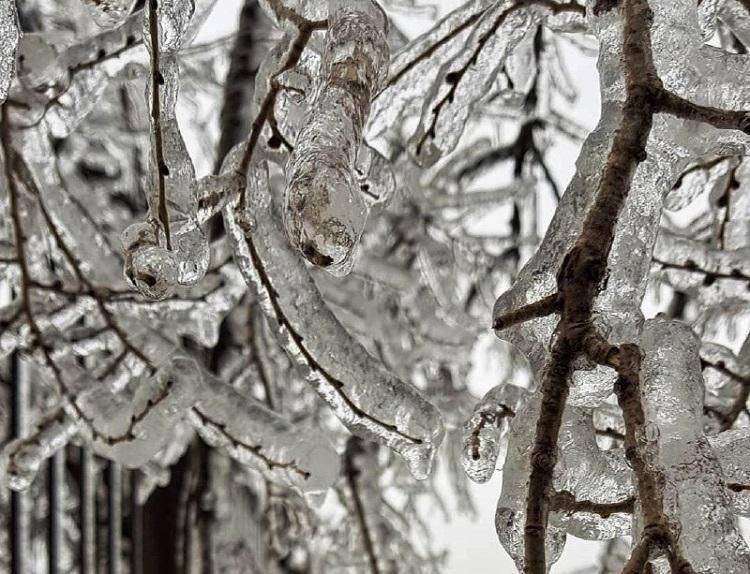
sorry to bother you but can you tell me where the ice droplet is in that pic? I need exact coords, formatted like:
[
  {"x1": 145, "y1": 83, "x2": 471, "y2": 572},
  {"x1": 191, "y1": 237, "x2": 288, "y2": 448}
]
[{"x1": 461, "y1": 383, "x2": 527, "y2": 483}]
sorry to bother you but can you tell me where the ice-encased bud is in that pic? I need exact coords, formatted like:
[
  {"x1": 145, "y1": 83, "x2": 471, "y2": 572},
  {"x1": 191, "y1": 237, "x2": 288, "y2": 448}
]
[
  {"x1": 283, "y1": 0, "x2": 388, "y2": 277},
  {"x1": 128, "y1": 245, "x2": 179, "y2": 300},
  {"x1": 461, "y1": 383, "x2": 527, "y2": 483}
]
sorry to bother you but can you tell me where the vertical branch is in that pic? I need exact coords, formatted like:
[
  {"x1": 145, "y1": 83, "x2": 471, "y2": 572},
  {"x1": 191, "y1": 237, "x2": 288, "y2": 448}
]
[
  {"x1": 147, "y1": 0, "x2": 171, "y2": 249},
  {"x1": 521, "y1": 0, "x2": 662, "y2": 571},
  {"x1": 47, "y1": 451, "x2": 64, "y2": 574},
  {"x1": 80, "y1": 448, "x2": 96, "y2": 574},
  {"x1": 10, "y1": 354, "x2": 29, "y2": 574},
  {"x1": 215, "y1": 0, "x2": 261, "y2": 172},
  {"x1": 343, "y1": 438, "x2": 381, "y2": 574},
  {"x1": 108, "y1": 463, "x2": 123, "y2": 574},
  {"x1": 130, "y1": 473, "x2": 144, "y2": 574}
]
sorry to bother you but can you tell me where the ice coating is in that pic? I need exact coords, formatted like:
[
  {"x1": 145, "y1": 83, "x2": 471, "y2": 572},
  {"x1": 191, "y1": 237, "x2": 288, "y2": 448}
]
[
  {"x1": 283, "y1": 0, "x2": 388, "y2": 276},
  {"x1": 0, "y1": 0, "x2": 19, "y2": 104},
  {"x1": 368, "y1": 0, "x2": 495, "y2": 142},
  {"x1": 551, "y1": 408, "x2": 633, "y2": 540},
  {"x1": 461, "y1": 383, "x2": 527, "y2": 483},
  {"x1": 495, "y1": 387, "x2": 566, "y2": 571},
  {"x1": 637, "y1": 317, "x2": 750, "y2": 571},
  {"x1": 224, "y1": 160, "x2": 444, "y2": 480},
  {"x1": 191, "y1": 371, "x2": 340, "y2": 496}
]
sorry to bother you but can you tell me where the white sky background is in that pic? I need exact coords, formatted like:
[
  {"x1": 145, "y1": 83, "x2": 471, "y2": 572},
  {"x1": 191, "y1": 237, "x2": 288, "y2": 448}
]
[{"x1": 188, "y1": 1, "x2": 749, "y2": 572}]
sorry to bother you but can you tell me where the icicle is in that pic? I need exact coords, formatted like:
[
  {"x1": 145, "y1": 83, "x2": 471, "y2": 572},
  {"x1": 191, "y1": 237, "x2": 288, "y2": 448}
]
[
  {"x1": 461, "y1": 383, "x2": 527, "y2": 483},
  {"x1": 282, "y1": 0, "x2": 389, "y2": 276}
]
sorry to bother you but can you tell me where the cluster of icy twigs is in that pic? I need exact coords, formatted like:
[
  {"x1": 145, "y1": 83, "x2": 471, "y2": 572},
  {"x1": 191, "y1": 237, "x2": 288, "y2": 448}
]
[{"x1": 0, "y1": 0, "x2": 750, "y2": 572}]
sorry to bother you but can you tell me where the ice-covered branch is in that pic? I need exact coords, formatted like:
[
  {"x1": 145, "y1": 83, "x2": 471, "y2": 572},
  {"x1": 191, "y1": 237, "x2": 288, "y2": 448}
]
[
  {"x1": 223, "y1": 159, "x2": 443, "y2": 479},
  {"x1": 282, "y1": 0, "x2": 389, "y2": 276}
]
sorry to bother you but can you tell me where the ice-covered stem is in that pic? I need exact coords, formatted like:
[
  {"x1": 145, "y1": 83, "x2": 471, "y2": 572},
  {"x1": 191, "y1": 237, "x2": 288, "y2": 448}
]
[
  {"x1": 706, "y1": 360, "x2": 750, "y2": 431},
  {"x1": 147, "y1": 0, "x2": 172, "y2": 249},
  {"x1": 223, "y1": 161, "x2": 444, "y2": 479},
  {"x1": 492, "y1": 292, "x2": 560, "y2": 331},
  {"x1": 410, "y1": 0, "x2": 585, "y2": 163},
  {"x1": 189, "y1": 407, "x2": 310, "y2": 481},
  {"x1": 660, "y1": 90, "x2": 750, "y2": 135},
  {"x1": 234, "y1": 15, "x2": 327, "y2": 209},
  {"x1": 461, "y1": 384, "x2": 525, "y2": 484},
  {"x1": 548, "y1": 490, "x2": 634, "y2": 519},
  {"x1": 1, "y1": 107, "x2": 108, "y2": 439},
  {"x1": 609, "y1": 343, "x2": 694, "y2": 573},
  {"x1": 11, "y1": 148, "x2": 152, "y2": 366},
  {"x1": 282, "y1": 0, "x2": 388, "y2": 275},
  {"x1": 3, "y1": 408, "x2": 80, "y2": 491}
]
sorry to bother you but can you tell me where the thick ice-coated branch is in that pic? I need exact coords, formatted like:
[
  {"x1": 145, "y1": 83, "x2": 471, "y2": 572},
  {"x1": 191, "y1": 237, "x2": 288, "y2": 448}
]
[
  {"x1": 282, "y1": 0, "x2": 389, "y2": 276},
  {"x1": 484, "y1": 0, "x2": 750, "y2": 568},
  {"x1": 618, "y1": 319, "x2": 750, "y2": 571},
  {"x1": 521, "y1": 0, "x2": 661, "y2": 566},
  {"x1": 223, "y1": 160, "x2": 444, "y2": 479}
]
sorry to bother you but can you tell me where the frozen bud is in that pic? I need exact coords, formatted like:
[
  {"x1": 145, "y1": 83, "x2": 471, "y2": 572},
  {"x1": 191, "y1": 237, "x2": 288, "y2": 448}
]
[
  {"x1": 127, "y1": 245, "x2": 178, "y2": 300},
  {"x1": 283, "y1": 0, "x2": 388, "y2": 276},
  {"x1": 461, "y1": 384, "x2": 527, "y2": 483}
]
